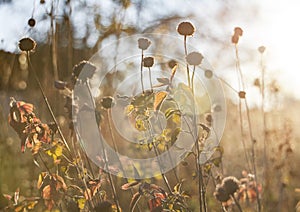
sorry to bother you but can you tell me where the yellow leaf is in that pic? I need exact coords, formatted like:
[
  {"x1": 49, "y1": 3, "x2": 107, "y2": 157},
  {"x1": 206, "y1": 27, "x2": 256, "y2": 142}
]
[
  {"x1": 125, "y1": 104, "x2": 134, "y2": 115},
  {"x1": 37, "y1": 172, "x2": 47, "y2": 189},
  {"x1": 45, "y1": 150, "x2": 52, "y2": 157},
  {"x1": 14, "y1": 205, "x2": 24, "y2": 212},
  {"x1": 54, "y1": 144, "x2": 63, "y2": 157},
  {"x1": 170, "y1": 64, "x2": 177, "y2": 82},
  {"x1": 135, "y1": 119, "x2": 147, "y2": 131},
  {"x1": 172, "y1": 113, "x2": 181, "y2": 124},
  {"x1": 153, "y1": 91, "x2": 168, "y2": 111},
  {"x1": 27, "y1": 200, "x2": 38, "y2": 209},
  {"x1": 77, "y1": 198, "x2": 86, "y2": 209}
]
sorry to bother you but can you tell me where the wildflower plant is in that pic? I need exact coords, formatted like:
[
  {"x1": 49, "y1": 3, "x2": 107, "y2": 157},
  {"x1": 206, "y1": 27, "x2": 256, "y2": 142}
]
[{"x1": 5, "y1": 21, "x2": 260, "y2": 212}]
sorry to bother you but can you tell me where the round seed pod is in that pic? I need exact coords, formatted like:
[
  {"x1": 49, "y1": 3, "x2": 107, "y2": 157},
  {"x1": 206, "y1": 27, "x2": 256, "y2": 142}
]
[
  {"x1": 234, "y1": 27, "x2": 243, "y2": 36},
  {"x1": 186, "y1": 52, "x2": 203, "y2": 66},
  {"x1": 168, "y1": 59, "x2": 177, "y2": 69},
  {"x1": 177, "y1": 21, "x2": 195, "y2": 36},
  {"x1": 214, "y1": 184, "x2": 230, "y2": 202},
  {"x1": 101, "y1": 96, "x2": 115, "y2": 109},
  {"x1": 222, "y1": 176, "x2": 240, "y2": 195},
  {"x1": 18, "y1": 37, "x2": 36, "y2": 52},
  {"x1": 204, "y1": 69, "x2": 213, "y2": 78},
  {"x1": 238, "y1": 91, "x2": 246, "y2": 99},
  {"x1": 143, "y1": 57, "x2": 154, "y2": 68},
  {"x1": 28, "y1": 18, "x2": 36, "y2": 27},
  {"x1": 258, "y1": 46, "x2": 266, "y2": 54},
  {"x1": 138, "y1": 38, "x2": 151, "y2": 50}
]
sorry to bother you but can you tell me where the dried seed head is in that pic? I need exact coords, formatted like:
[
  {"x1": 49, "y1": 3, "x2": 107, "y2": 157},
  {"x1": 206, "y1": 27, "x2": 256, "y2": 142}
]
[
  {"x1": 143, "y1": 57, "x2": 154, "y2": 67},
  {"x1": 177, "y1": 21, "x2": 195, "y2": 36},
  {"x1": 254, "y1": 78, "x2": 260, "y2": 87},
  {"x1": 186, "y1": 52, "x2": 203, "y2": 66},
  {"x1": 101, "y1": 96, "x2": 115, "y2": 109},
  {"x1": 222, "y1": 176, "x2": 240, "y2": 195},
  {"x1": 258, "y1": 46, "x2": 266, "y2": 54},
  {"x1": 168, "y1": 59, "x2": 177, "y2": 69},
  {"x1": 234, "y1": 27, "x2": 243, "y2": 36},
  {"x1": 18, "y1": 37, "x2": 36, "y2": 52},
  {"x1": 238, "y1": 91, "x2": 246, "y2": 99},
  {"x1": 214, "y1": 184, "x2": 230, "y2": 202},
  {"x1": 231, "y1": 34, "x2": 239, "y2": 44},
  {"x1": 204, "y1": 69, "x2": 213, "y2": 78},
  {"x1": 205, "y1": 113, "x2": 213, "y2": 124},
  {"x1": 28, "y1": 18, "x2": 36, "y2": 27},
  {"x1": 213, "y1": 104, "x2": 222, "y2": 112},
  {"x1": 138, "y1": 38, "x2": 151, "y2": 50},
  {"x1": 72, "y1": 61, "x2": 96, "y2": 81}
]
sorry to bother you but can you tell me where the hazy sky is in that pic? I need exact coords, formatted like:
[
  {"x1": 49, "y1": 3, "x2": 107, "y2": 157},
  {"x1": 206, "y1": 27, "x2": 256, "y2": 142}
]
[{"x1": 0, "y1": 0, "x2": 299, "y2": 103}]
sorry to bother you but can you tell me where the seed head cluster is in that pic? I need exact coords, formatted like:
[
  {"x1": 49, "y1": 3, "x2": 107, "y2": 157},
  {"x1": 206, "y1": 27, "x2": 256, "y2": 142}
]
[{"x1": 214, "y1": 176, "x2": 240, "y2": 202}]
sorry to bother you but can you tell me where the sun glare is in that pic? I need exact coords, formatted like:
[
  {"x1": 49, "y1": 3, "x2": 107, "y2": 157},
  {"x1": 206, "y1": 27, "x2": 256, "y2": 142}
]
[{"x1": 261, "y1": 0, "x2": 300, "y2": 98}]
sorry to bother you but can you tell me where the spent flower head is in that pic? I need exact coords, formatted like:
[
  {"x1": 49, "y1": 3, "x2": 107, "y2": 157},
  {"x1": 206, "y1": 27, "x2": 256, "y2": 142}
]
[
  {"x1": 214, "y1": 184, "x2": 230, "y2": 202},
  {"x1": 138, "y1": 38, "x2": 151, "y2": 50},
  {"x1": 258, "y1": 46, "x2": 266, "y2": 54},
  {"x1": 186, "y1": 52, "x2": 203, "y2": 66},
  {"x1": 204, "y1": 69, "x2": 213, "y2": 78},
  {"x1": 238, "y1": 91, "x2": 246, "y2": 99},
  {"x1": 234, "y1": 27, "x2": 243, "y2": 36},
  {"x1": 143, "y1": 57, "x2": 154, "y2": 68},
  {"x1": 18, "y1": 37, "x2": 36, "y2": 52},
  {"x1": 177, "y1": 21, "x2": 195, "y2": 36},
  {"x1": 168, "y1": 59, "x2": 177, "y2": 69},
  {"x1": 231, "y1": 34, "x2": 239, "y2": 44},
  {"x1": 72, "y1": 60, "x2": 96, "y2": 82},
  {"x1": 222, "y1": 176, "x2": 240, "y2": 195},
  {"x1": 101, "y1": 96, "x2": 115, "y2": 109},
  {"x1": 28, "y1": 18, "x2": 36, "y2": 27},
  {"x1": 232, "y1": 27, "x2": 243, "y2": 44}
]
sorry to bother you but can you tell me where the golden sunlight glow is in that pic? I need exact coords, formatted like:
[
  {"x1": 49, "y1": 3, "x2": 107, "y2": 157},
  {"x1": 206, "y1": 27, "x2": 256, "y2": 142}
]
[{"x1": 260, "y1": 0, "x2": 300, "y2": 98}]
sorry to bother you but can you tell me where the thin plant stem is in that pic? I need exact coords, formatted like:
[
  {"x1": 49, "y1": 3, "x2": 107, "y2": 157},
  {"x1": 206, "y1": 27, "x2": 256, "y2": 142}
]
[
  {"x1": 165, "y1": 144, "x2": 180, "y2": 183},
  {"x1": 50, "y1": 0, "x2": 59, "y2": 81},
  {"x1": 231, "y1": 194, "x2": 243, "y2": 212},
  {"x1": 238, "y1": 100, "x2": 252, "y2": 172},
  {"x1": 184, "y1": 35, "x2": 191, "y2": 87},
  {"x1": 148, "y1": 67, "x2": 153, "y2": 92},
  {"x1": 140, "y1": 50, "x2": 145, "y2": 93},
  {"x1": 38, "y1": 152, "x2": 52, "y2": 174},
  {"x1": 234, "y1": 44, "x2": 261, "y2": 212},
  {"x1": 194, "y1": 135, "x2": 204, "y2": 212},
  {"x1": 156, "y1": 110, "x2": 180, "y2": 184},
  {"x1": 191, "y1": 65, "x2": 196, "y2": 93},
  {"x1": 146, "y1": 121, "x2": 172, "y2": 193},
  {"x1": 26, "y1": 52, "x2": 71, "y2": 153},
  {"x1": 244, "y1": 98, "x2": 261, "y2": 211},
  {"x1": 234, "y1": 45, "x2": 245, "y2": 90},
  {"x1": 260, "y1": 51, "x2": 269, "y2": 206},
  {"x1": 107, "y1": 109, "x2": 142, "y2": 212},
  {"x1": 215, "y1": 76, "x2": 239, "y2": 94},
  {"x1": 85, "y1": 83, "x2": 121, "y2": 212}
]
